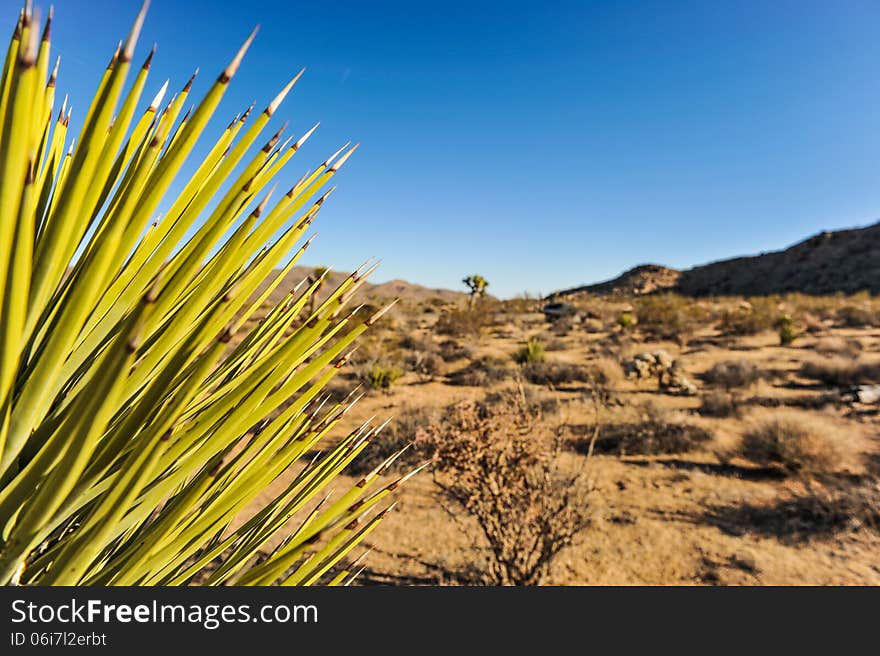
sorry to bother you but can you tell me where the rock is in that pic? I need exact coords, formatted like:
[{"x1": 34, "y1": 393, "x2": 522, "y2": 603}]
[
  {"x1": 845, "y1": 385, "x2": 880, "y2": 404},
  {"x1": 627, "y1": 350, "x2": 698, "y2": 396}
]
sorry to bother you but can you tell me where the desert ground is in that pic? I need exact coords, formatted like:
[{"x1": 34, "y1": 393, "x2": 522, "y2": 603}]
[{"x1": 244, "y1": 284, "x2": 880, "y2": 585}]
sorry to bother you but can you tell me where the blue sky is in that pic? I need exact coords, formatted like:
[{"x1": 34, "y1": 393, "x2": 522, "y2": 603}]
[{"x1": 7, "y1": 0, "x2": 880, "y2": 297}]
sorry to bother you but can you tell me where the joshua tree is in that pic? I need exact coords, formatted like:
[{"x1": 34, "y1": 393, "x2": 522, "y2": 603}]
[
  {"x1": 308, "y1": 265, "x2": 329, "y2": 315},
  {"x1": 463, "y1": 274, "x2": 489, "y2": 308}
]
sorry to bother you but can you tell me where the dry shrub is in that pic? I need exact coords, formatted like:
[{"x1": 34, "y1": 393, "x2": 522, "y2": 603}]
[
  {"x1": 719, "y1": 297, "x2": 778, "y2": 336},
  {"x1": 586, "y1": 357, "x2": 624, "y2": 389},
  {"x1": 550, "y1": 317, "x2": 574, "y2": 336},
  {"x1": 699, "y1": 391, "x2": 740, "y2": 418},
  {"x1": 635, "y1": 293, "x2": 702, "y2": 342},
  {"x1": 812, "y1": 336, "x2": 862, "y2": 358},
  {"x1": 589, "y1": 403, "x2": 713, "y2": 456},
  {"x1": 435, "y1": 308, "x2": 491, "y2": 338},
  {"x1": 703, "y1": 359, "x2": 763, "y2": 390},
  {"x1": 800, "y1": 357, "x2": 880, "y2": 387},
  {"x1": 437, "y1": 339, "x2": 475, "y2": 362},
  {"x1": 736, "y1": 411, "x2": 858, "y2": 476},
  {"x1": 448, "y1": 356, "x2": 512, "y2": 387},
  {"x1": 837, "y1": 304, "x2": 877, "y2": 328},
  {"x1": 521, "y1": 360, "x2": 590, "y2": 386},
  {"x1": 431, "y1": 393, "x2": 593, "y2": 585},
  {"x1": 404, "y1": 351, "x2": 442, "y2": 380},
  {"x1": 346, "y1": 406, "x2": 439, "y2": 476},
  {"x1": 541, "y1": 335, "x2": 568, "y2": 351},
  {"x1": 704, "y1": 478, "x2": 880, "y2": 542}
]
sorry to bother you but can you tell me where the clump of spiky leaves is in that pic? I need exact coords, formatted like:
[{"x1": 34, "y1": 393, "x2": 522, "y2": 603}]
[{"x1": 0, "y1": 2, "x2": 415, "y2": 586}]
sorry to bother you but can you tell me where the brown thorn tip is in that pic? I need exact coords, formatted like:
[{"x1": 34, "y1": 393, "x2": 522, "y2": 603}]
[
  {"x1": 221, "y1": 25, "x2": 259, "y2": 82},
  {"x1": 143, "y1": 43, "x2": 156, "y2": 69},
  {"x1": 48, "y1": 56, "x2": 59, "y2": 85},
  {"x1": 123, "y1": 0, "x2": 150, "y2": 62},
  {"x1": 183, "y1": 68, "x2": 198, "y2": 92},
  {"x1": 41, "y1": 7, "x2": 51, "y2": 41},
  {"x1": 254, "y1": 184, "x2": 277, "y2": 215}
]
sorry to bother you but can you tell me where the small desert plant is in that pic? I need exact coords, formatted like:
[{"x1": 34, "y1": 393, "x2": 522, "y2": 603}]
[
  {"x1": 704, "y1": 359, "x2": 763, "y2": 391},
  {"x1": 736, "y1": 412, "x2": 855, "y2": 476},
  {"x1": 777, "y1": 313, "x2": 798, "y2": 345},
  {"x1": 616, "y1": 310, "x2": 636, "y2": 329},
  {"x1": 431, "y1": 394, "x2": 593, "y2": 585},
  {"x1": 0, "y1": 4, "x2": 410, "y2": 586},
  {"x1": 361, "y1": 362, "x2": 404, "y2": 390},
  {"x1": 514, "y1": 337, "x2": 545, "y2": 364}
]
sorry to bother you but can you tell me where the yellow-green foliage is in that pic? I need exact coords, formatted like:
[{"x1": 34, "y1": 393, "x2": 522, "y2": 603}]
[
  {"x1": 515, "y1": 337, "x2": 545, "y2": 364},
  {"x1": 0, "y1": 3, "x2": 416, "y2": 586},
  {"x1": 616, "y1": 310, "x2": 636, "y2": 329},
  {"x1": 777, "y1": 313, "x2": 798, "y2": 346},
  {"x1": 364, "y1": 363, "x2": 404, "y2": 390}
]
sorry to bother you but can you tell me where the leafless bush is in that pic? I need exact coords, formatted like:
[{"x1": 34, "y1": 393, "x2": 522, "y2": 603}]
[{"x1": 431, "y1": 394, "x2": 593, "y2": 585}]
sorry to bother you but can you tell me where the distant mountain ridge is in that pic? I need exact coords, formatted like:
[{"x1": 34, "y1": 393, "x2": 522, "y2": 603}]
[
  {"x1": 260, "y1": 266, "x2": 465, "y2": 306},
  {"x1": 551, "y1": 221, "x2": 880, "y2": 298}
]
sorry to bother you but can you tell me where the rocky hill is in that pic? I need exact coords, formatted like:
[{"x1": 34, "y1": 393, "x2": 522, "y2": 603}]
[{"x1": 552, "y1": 222, "x2": 880, "y2": 298}]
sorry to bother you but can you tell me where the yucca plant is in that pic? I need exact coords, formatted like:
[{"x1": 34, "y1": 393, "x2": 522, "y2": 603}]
[
  {"x1": 514, "y1": 337, "x2": 544, "y2": 364},
  {"x1": 0, "y1": 2, "x2": 423, "y2": 586}
]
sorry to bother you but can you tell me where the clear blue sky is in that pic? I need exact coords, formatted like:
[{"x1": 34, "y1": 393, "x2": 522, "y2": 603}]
[{"x1": 7, "y1": 0, "x2": 880, "y2": 297}]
